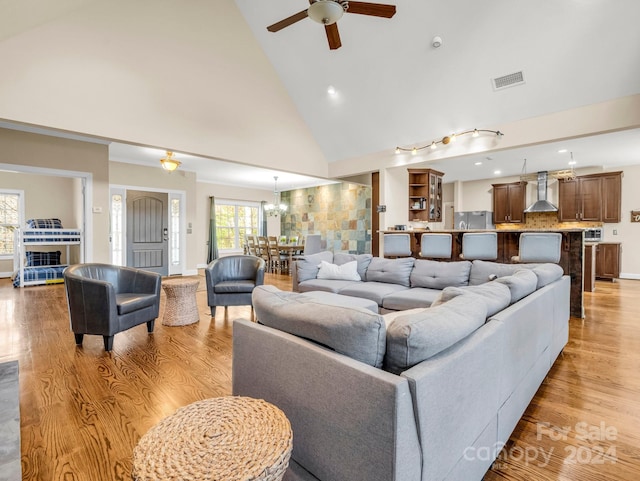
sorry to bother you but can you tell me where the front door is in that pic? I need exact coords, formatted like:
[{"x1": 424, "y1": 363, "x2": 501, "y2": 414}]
[{"x1": 126, "y1": 190, "x2": 168, "y2": 276}]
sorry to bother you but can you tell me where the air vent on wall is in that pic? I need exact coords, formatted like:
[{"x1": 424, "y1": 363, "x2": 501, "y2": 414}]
[{"x1": 492, "y1": 71, "x2": 525, "y2": 90}]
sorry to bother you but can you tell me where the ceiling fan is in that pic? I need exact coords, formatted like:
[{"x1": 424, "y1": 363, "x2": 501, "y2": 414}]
[{"x1": 267, "y1": 0, "x2": 397, "y2": 50}]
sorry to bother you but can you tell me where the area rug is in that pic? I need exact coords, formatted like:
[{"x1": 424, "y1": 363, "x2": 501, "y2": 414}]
[{"x1": 0, "y1": 360, "x2": 20, "y2": 481}]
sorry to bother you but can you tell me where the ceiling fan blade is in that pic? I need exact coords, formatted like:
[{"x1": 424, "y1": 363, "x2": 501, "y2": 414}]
[
  {"x1": 267, "y1": 9, "x2": 309, "y2": 32},
  {"x1": 325, "y1": 23, "x2": 342, "y2": 50},
  {"x1": 346, "y1": 2, "x2": 396, "y2": 18}
]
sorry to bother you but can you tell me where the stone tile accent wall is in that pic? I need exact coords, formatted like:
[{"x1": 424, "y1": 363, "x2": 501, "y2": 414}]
[{"x1": 280, "y1": 183, "x2": 371, "y2": 254}]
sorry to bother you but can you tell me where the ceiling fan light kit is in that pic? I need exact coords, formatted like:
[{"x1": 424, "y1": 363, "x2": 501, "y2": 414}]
[
  {"x1": 266, "y1": 1, "x2": 397, "y2": 50},
  {"x1": 395, "y1": 129, "x2": 503, "y2": 155},
  {"x1": 308, "y1": 0, "x2": 346, "y2": 25}
]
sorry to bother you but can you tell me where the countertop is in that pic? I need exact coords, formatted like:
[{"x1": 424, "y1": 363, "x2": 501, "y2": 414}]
[{"x1": 381, "y1": 228, "x2": 586, "y2": 233}]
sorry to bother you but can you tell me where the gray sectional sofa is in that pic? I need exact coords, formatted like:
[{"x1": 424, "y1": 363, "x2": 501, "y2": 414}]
[{"x1": 232, "y1": 252, "x2": 570, "y2": 481}]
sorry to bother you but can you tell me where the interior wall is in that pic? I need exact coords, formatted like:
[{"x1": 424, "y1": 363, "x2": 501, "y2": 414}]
[
  {"x1": 0, "y1": 127, "x2": 110, "y2": 263},
  {"x1": 109, "y1": 161, "x2": 198, "y2": 274}
]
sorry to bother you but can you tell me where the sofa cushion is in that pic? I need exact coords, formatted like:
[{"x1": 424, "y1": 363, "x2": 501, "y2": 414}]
[
  {"x1": 431, "y1": 282, "x2": 511, "y2": 317},
  {"x1": 317, "y1": 260, "x2": 361, "y2": 281},
  {"x1": 382, "y1": 308, "x2": 428, "y2": 329},
  {"x1": 333, "y1": 253, "x2": 373, "y2": 280},
  {"x1": 410, "y1": 259, "x2": 471, "y2": 289},
  {"x1": 531, "y1": 263, "x2": 564, "y2": 288},
  {"x1": 496, "y1": 269, "x2": 539, "y2": 304},
  {"x1": 338, "y1": 281, "x2": 409, "y2": 306},
  {"x1": 116, "y1": 293, "x2": 158, "y2": 315},
  {"x1": 300, "y1": 291, "x2": 379, "y2": 313},
  {"x1": 296, "y1": 251, "x2": 334, "y2": 282},
  {"x1": 298, "y1": 279, "x2": 359, "y2": 294},
  {"x1": 25, "y1": 250, "x2": 62, "y2": 267},
  {"x1": 365, "y1": 257, "x2": 415, "y2": 286},
  {"x1": 214, "y1": 280, "x2": 256, "y2": 293},
  {"x1": 252, "y1": 285, "x2": 386, "y2": 368},
  {"x1": 384, "y1": 294, "x2": 488, "y2": 374},
  {"x1": 468, "y1": 260, "x2": 526, "y2": 285},
  {"x1": 381, "y1": 287, "x2": 443, "y2": 310}
]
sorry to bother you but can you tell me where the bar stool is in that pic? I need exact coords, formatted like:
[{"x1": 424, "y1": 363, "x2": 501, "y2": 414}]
[
  {"x1": 459, "y1": 232, "x2": 498, "y2": 260},
  {"x1": 383, "y1": 233, "x2": 412, "y2": 258},
  {"x1": 511, "y1": 232, "x2": 562, "y2": 263},
  {"x1": 419, "y1": 233, "x2": 452, "y2": 259}
]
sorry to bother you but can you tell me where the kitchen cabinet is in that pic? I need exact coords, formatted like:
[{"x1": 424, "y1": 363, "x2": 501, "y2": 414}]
[
  {"x1": 596, "y1": 242, "x2": 621, "y2": 280},
  {"x1": 602, "y1": 173, "x2": 622, "y2": 223},
  {"x1": 492, "y1": 182, "x2": 527, "y2": 224},
  {"x1": 408, "y1": 169, "x2": 444, "y2": 222},
  {"x1": 558, "y1": 172, "x2": 622, "y2": 222}
]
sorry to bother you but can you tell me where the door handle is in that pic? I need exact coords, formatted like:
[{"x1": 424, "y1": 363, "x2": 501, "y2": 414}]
[{"x1": 163, "y1": 227, "x2": 168, "y2": 241}]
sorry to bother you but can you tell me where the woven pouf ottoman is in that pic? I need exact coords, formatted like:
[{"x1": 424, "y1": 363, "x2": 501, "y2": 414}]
[
  {"x1": 162, "y1": 277, "x2": 200, "y2": 326},
  {"x1": 132, "y1": 396, "x2": 293, "y2": 481}
]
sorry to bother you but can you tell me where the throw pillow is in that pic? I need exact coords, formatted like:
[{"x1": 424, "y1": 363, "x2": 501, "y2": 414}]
[
  {"x1": 531, "y1": 264, "x2": 564, "y2": 288},
  {"x1": 316, "y1": 260, "x2": 361, "y2": 281},
  {"x1": 295, "y1": 250, "x2": 334, "y2": 282},
  {"x1": 333, "y1": 253, "x2": 373, "y2": 280}
]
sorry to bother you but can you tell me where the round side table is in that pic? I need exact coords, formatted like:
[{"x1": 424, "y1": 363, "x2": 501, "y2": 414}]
[
  {"x1": 161, "y1": 277, "x2": 200, "y2": 326},
  {"x1": 132, "y1": 396, "x2": 293, "y2": 481}
]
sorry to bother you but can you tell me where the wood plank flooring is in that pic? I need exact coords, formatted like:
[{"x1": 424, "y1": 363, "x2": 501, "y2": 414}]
[{"x1": 0, "y1": 274, "x2": 638, "y2": 480}]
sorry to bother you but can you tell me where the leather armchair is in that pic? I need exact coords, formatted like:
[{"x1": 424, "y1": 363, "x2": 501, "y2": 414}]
[
  {"x1": 205, "y1": 255, "x2": 265, "y2": 316},
  {"x1": 63, "y1": 263, "x2": 161, "y2": 351}
]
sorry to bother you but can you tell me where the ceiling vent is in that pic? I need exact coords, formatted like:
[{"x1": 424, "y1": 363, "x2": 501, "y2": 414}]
[{"x1": 492, "y1": 71, "x2": 525, "y2": 91}]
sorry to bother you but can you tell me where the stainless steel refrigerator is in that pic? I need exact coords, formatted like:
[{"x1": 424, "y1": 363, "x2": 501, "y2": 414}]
[{"x1": 454, "y1": 211, "x2": 494, "y2": 230}]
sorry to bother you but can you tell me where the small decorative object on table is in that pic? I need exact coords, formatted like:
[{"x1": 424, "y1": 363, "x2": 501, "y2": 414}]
[
  {"x1": 132, "y1": 396, "x2": 292, "y2": 481},
  {"x1": 161, "y1": 277, "x2": 200, "y2": 326}
]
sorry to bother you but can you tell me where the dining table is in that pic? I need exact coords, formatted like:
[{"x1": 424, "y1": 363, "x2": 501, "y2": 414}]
[{"x1": 278, "y1": 244, "x2": 304, "y2": 275}]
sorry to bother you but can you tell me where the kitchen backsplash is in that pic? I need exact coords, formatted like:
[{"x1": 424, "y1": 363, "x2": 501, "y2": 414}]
[{"x1": 496, "y1": 212, "x2": 602, "y2": 230}]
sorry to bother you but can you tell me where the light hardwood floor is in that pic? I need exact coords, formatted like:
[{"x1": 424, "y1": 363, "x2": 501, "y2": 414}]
[{"x1": 0, "y1": 274, "x2": 638, "y2": 480}]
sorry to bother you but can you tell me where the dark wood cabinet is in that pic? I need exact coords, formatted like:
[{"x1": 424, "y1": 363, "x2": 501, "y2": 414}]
[
  {"x1": 492, "y1": 182, "x2": 527, "y2": 224},
  {"x1": 558, "y1": 172, "x2": 622, "y2": 222},
  {"x1": 595, "y1": 242, "x2": 621, "y2": 280},
  {"x1": 602, "y1": 173, "x2": 622, "y2": 223},
  {"x1": 408, "y1": 169, "x2": 444, "y2": 222}
]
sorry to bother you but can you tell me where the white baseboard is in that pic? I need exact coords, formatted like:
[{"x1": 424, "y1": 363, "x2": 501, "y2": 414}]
[
  {"x1": 0, "y1": 271, "x2": 13, "y2": 279},
  {"x1": 196, "y1": 263, "x2": 208, "y2": 269},
  {"x1": 183, "y1": 269, "x2": 199, "y2": 276},
  {"x1": 620, "y1": 273, "x2": 640, "y2": 280}
]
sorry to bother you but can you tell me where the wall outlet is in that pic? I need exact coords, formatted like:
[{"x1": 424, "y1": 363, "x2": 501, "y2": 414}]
[
  {"x1": 92, "y1": 206, "x2": 103, "y2": 213},
  {"x1": 613, "y1": 229, "x2": 618, "y2": 235}
]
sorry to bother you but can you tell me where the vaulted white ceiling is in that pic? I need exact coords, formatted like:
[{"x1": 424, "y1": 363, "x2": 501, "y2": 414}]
[{"x1": 0, "y1": 0, "x2": 639, "y2": 188}]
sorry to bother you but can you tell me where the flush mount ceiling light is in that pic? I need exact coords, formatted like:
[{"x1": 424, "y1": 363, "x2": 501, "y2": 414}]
[
  {"x1": 395, "y1": 129, "x2": 503, "y2": 155},
  {"x1": 264, "y1": 176, "x2": 288, "y2": 217},
  {"x1": 160, "y1": 151, "x2": 181, "y2": 172}
]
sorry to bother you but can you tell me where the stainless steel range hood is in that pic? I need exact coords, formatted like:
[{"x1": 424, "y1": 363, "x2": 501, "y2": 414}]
[{"x1": 523, "y1": 171, "x2": 558, "y2": 213}]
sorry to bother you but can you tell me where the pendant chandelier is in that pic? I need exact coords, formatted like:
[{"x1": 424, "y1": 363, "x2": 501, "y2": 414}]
[
  {"x1": 160, "y1": 151, "x2": 181, "y2": 172},
  {"x1": 264, "y1": 176, "x2": 288, "y2": 217}
]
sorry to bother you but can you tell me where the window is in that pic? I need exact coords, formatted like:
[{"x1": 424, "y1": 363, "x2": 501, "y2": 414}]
[
  {"x1": 215, "y1": 200, "x2": 260, "y2": 251},
  {"x1": 0, "y1": 191, "x2": 23, "y2": 258}
]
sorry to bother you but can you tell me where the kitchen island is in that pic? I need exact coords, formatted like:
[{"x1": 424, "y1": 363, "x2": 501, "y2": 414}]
[{"x1": 382, "y1": 228, "x2": 585, "y2": 318}]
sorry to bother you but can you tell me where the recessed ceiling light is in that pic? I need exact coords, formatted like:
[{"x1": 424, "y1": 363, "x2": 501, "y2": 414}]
[
  {"x1": 474, "y1": 161, "x2": 483, "y2": 166},
  {"x1": 558, "y1": 149, "x2": 568, "y2": 153},
  {"x1": 327, "y1": 85, "x2": 337, "y2": 96},
  {"x1": 494, "y1": 170, "x2": 501, "y2": 175}
]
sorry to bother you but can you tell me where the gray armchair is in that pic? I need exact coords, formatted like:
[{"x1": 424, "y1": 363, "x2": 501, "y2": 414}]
[
  {"x1": 205, "y1": 255, "x2": 265, "y2": 316},
  {"x1": 63, "y1": 263, "x2": 161, "y2": 351}
]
